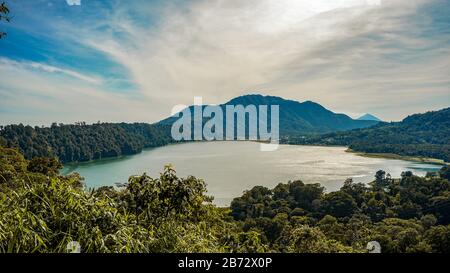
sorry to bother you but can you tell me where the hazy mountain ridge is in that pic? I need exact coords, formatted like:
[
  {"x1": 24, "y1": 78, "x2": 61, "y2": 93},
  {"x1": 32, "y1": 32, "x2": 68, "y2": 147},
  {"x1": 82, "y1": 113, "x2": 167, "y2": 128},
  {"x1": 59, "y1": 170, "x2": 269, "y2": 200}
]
[
  {"x1": 0, "y1": 94, "x2": 383, "y2": 163},
  {"x1": 287, "y1": 107, "x2": 450, "y2": 162},
  {"x1": 3, "y1": 95, "x2": 447, "y2": 164},
  {"x1": 159, "y1": 94, "x2": 379, "y2": 136},
  {"x1": 357, "y1": 114, "x2": 382, "y2": 122}
]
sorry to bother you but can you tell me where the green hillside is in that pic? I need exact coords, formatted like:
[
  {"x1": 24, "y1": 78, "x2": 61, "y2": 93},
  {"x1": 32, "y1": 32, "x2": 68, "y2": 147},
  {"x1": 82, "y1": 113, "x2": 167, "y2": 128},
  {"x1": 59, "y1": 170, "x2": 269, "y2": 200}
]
[{"x1": 286, "y1": 108, "x2": 450, "y2": 163}]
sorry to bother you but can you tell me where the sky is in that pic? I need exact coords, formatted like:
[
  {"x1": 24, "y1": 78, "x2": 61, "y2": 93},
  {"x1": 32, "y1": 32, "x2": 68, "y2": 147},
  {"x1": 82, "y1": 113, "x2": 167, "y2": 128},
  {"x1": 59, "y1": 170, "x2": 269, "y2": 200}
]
[{"x1": 0, "y1": 0, "x2": 449, "y2": 125}]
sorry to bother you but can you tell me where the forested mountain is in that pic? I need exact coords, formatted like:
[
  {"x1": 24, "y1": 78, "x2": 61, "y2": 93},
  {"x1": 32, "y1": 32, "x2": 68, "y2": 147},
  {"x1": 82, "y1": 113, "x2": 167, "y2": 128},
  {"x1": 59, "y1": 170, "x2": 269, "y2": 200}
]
[
  {"x1": 1, "y1": 95, "x2": 447, "y2": 164},
  {"x1": 286, "y1": 108, "x2": 450, "y2": 162},
  {"x1": 159, "y1": 94, "x2": 379, "y2": 136},
  {"x1": 0, "y1": 123, "x2": 173, "y2": 163},
  {"x1": 227, "y1": 95, "x2": 379, "y2": 134},
  {"x1": 0, "y1": 95, "x2": 378, "y2": 164}
]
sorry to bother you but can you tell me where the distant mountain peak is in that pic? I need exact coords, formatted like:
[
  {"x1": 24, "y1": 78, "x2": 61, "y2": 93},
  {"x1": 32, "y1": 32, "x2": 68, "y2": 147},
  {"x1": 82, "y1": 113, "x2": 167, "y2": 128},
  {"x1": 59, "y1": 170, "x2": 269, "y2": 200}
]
[
  {"x1": 357, "y1": 113, "x2": 382, "y2": 122},
  {"x1": 160, "y1": 94, "x2": 380, "y2": 135},
  {"x1": 226, "y1": 94, "x2": 324, "y2": 108},
  {"x1": 225, "y1": 94, "x2": 285, "y2": 105}
]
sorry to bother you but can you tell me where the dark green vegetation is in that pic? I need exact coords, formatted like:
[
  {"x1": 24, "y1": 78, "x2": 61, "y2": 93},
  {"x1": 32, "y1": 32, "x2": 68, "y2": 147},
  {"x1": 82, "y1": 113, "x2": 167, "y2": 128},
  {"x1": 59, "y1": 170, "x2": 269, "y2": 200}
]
[
  {"x1": 231, "y1": 168, "x2": 450, "y2": 253},
  {"x1": 159, "y1": 94, "x2": 379, "y2": 136},
  {"x1": 0, "y1": 2, "x2": 9, "y2": 39},
  {"x1": 0, "y1": 145, "x2": 239, "y2": 253},
  {"x1": 0, "y1": 123, "x2": 173, "y2": 163},
  {"x1": 1, "y1": 146, "x2": 449, "y2": 253},
  {"x1": 286, "y1": 107, "x2": 450, "y2": 163}
]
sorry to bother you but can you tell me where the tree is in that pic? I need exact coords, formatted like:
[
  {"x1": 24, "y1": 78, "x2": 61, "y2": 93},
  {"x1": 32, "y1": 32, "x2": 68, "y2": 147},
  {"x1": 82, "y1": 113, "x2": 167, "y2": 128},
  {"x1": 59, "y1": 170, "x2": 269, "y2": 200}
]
[
  {"x1": 227, "y1": 231, "x2": 268, "y2": 253},
  {"x1": 425, "y1": 225, "x2": 450, "y2": 253},
  {"x1": 372, "y1": 170, "x2": 391, "y2": 190},
  {"x1": 340, "y1": 178, "x2": 369, "y2": 206},
  {"x1": 317, "y1": 215, "x2": 346, "y2": 242},
  {"x1": 421, "y1": 214, "x2": 437, "y2": 229},
  {"x1": 321, "y1": 191, "x2": 357, "y2": 218},
  {"x1": 125, "y1": 165, "x2": 211, "y2": 225},
  {"x1": 439, "y1": 166, "x2": 450, "y2": 181},
  {"x1": 370, "y1": 218, "x2": 431, "y2": 253},
  {"x1": 27, "y1": 157, "x2": 63, "y2": 176},
  {"x1": 0, "y1": 123, "x2": 173, "y2": 163},
  {"x1": 0, "y1": 146, "x2": 28, "y2": 187},
  {"x1": 283, "y1": 225, "x2": 353, "y2": 253},
  {"x1": 0, "y1": 2, "x2": 10, "y2": 39},
  {"x1": 230, "y1": 186, "x2": 272, "y2": 220}
]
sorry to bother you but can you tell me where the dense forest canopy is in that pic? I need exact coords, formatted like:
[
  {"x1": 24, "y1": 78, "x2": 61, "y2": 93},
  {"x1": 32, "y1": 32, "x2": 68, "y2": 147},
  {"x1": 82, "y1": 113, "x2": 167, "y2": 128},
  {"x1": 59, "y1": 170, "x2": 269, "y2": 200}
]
[
  {"x1": 0, "y1": 123, "x2": 173, "y2": 163},
  {"x1": 230, "y1": 168, "x2": 450, "y2": 252},
  {"x1": 1, "y1": 146, "x2": 449, "y2": 253},
  {"x1": 285, "y1": 107, "x2": 450, "y2": 162}
]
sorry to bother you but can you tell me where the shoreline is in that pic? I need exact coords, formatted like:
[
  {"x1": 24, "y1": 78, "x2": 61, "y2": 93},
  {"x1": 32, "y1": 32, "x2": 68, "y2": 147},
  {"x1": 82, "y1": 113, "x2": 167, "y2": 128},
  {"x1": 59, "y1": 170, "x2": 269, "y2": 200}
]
[
  {"x1": 63, "y1": 140, "x2": 450, "y2": 167},
  {"x1": 345, "y1": 148, "x2": 448, "y2": 166},
  {"x1": 62, "y1": 140, "x2": 448, "y2": 168}
]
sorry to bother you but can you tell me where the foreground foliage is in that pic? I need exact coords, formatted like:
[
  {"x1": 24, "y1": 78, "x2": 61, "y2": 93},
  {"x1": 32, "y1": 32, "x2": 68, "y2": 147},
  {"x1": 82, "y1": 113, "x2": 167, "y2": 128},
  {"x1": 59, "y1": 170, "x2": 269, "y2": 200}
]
[
  {"x1": 0, "y1": 146, "x2": 259, "y2": 253},
  {"x1": 231, "y1": 168, "x2": 450, "y2": 253},
  {"x1": 1, "y1": 146, "x2": 449, "y2": 253}
]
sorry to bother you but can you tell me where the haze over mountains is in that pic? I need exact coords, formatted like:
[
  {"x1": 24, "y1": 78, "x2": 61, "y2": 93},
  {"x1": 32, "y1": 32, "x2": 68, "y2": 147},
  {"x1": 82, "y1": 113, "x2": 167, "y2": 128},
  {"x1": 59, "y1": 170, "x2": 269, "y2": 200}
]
[
  {"x1": 291, "y1": 107, "x2": 450, "y2": 163},
  {"x1": 159, "y1": 94, "x2": 379, "y2": 136},
  {"x1": 0, "y1": 94, "x2": 379, "y2": 163},
  {"x1": 357, "y1": 114, "x2": 382, "y2": 122},
  {"x1": 1, "y1": 94, "x2": 448, "y2": 163}
]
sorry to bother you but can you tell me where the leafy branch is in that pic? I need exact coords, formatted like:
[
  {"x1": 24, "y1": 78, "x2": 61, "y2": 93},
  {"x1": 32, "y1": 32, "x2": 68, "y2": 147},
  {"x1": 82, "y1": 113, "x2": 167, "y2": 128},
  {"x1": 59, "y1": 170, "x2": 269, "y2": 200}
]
[{"x1": 0, "y1": 2, "x2": 10, "y2": 39}]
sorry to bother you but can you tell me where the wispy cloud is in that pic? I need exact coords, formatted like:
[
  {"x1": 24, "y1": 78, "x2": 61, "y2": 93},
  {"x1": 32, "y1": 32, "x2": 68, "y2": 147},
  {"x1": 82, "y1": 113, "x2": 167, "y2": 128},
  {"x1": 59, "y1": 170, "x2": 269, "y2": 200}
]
[
  {"x1": 0, "y1": 58, "x2": 101, "y2": 84},
  {"x1": 66, "y1": 0, "x2": 81, "y2": 6},
  {"x1": 83, "y1": 0, "x2": 449, "y2": 121},
  {"x1": 0, "y1": 0, "x2": 449, "y2": 124},
  {"x1": 0, "y1": 58, "x2": 153, "y2": 125}
]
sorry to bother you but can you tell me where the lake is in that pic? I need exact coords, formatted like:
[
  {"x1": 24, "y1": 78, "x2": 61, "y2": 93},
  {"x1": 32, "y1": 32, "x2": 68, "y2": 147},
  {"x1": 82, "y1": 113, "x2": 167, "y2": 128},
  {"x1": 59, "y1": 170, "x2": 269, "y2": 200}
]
[{"x1": 62, "y1": 142, "x2": 442, "y2": 206}]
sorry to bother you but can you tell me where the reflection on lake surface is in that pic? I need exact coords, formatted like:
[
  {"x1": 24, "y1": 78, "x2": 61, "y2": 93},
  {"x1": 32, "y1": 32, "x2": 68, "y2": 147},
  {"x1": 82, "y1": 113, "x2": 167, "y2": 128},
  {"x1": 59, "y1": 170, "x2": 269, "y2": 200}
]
[{"x1": 63, "y1": 142, "x2": 442, "y2": 206}]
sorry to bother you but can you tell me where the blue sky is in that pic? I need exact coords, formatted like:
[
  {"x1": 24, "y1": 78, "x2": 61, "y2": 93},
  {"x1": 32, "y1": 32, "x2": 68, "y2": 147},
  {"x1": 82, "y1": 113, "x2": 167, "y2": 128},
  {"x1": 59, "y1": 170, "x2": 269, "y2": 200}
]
[{"x1": 0, "y1": 0, "x2": 449, "y2": 125}]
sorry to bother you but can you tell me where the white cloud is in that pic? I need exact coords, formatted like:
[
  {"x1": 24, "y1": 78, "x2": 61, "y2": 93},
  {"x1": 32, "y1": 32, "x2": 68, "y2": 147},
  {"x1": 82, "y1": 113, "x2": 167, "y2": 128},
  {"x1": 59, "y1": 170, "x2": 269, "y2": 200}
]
[
  {"x1": 0, "y1": 58, "x2": 155, "y2": 125},
  {"x1": 66, "y1": 0, "x2": 81, "y2": 6},
  {"x1": 2, "y1": 0, "x2": 449, "y2": 124},
  {"x1": 80, "y1": 0, "x2": 449, "y2": 121},
  {"x1": 0, "y1": 58, "x2": 101, "y2": 84}
]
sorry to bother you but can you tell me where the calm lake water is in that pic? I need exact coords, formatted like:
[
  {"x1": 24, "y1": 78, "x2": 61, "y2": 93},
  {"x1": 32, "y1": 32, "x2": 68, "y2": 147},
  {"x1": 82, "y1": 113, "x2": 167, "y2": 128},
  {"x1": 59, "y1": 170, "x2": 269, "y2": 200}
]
[{"x1": 62, "y1": 142, "x2": 442, "y2": 206}]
